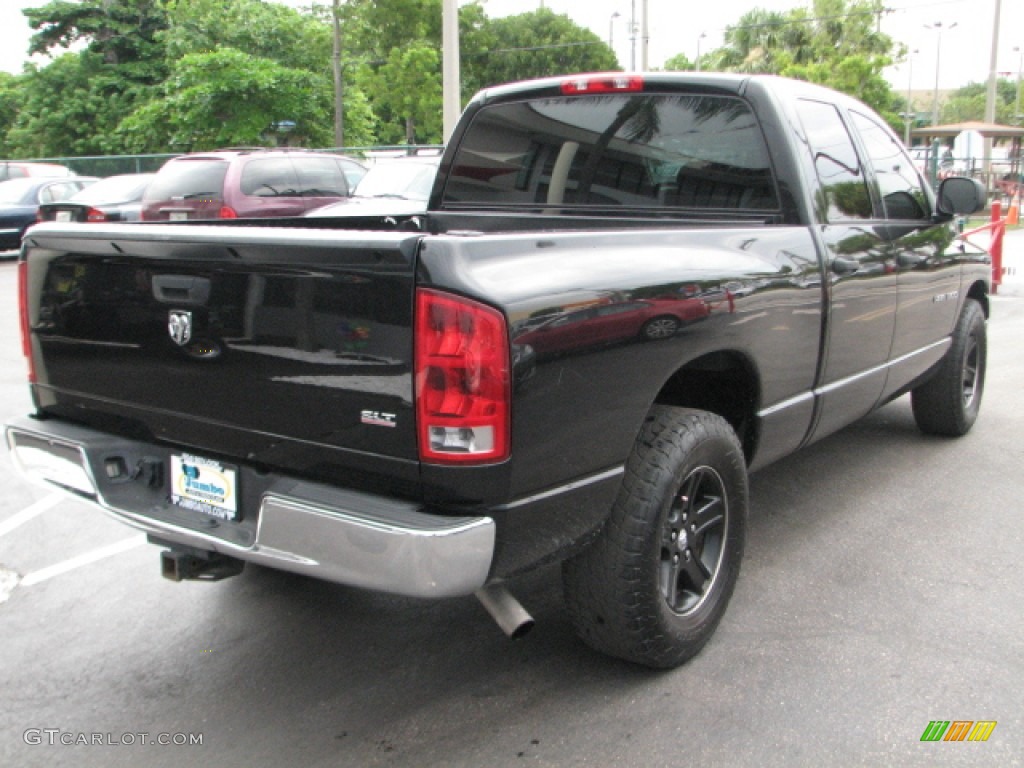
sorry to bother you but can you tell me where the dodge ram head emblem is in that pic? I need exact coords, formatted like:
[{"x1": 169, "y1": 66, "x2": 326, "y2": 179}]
[{"x1": 168, "y1": 310, "x2": 193, "y2": 346}]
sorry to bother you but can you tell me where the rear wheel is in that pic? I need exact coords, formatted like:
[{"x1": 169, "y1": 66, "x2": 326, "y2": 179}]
[
  {"x1": 562, "y1": 407, "x2": 748, "y2": 668},
  {"x1": 911, "y1": 298, "x2": 986, "y2": 436}
]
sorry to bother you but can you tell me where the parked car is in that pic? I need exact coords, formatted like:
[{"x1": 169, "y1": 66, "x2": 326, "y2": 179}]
[
  {"x1": 513, "y1": 298, "x2": 710, "y2": 358},
  {"x1": 0, "y1": 161, "x2": 74, "y2": 182},
  {"x1": 141, "y1": 149, "x2": 366, "y2": 221},
  {"x1": 0, "y1": 177, "x2": 96, "y2": 251},
  {"x1": 37, "y1": 173, "x2": 155, "y2": 224},
  {"x1": 306, "y1": 155, "x2": 440, "y2": 218}
]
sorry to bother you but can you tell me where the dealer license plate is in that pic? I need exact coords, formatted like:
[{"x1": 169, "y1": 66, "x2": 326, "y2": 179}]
[{"x1": 170, "y1": 453, "x2": 238, "y2": 520}]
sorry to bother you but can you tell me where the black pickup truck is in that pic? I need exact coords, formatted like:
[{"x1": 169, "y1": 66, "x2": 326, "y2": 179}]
[{"x1": 6, "y1": 73, "x2": 990, "y2": 667}]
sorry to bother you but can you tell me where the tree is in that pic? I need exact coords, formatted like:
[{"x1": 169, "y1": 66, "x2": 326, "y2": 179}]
[
  {"x1": 25, "y1": 0, "x2": 167, "y2": 75},
  {"x1": 940, "y1": 80, "x2": 1018, "y2": 124},
  {"x1": 670, "y1": 0, "x2": 900, "y2": 126},
  {"x1": 160, "y1": 0, "x2": 332, "y2": 76},
  {"x1": 0, "y1": 73, "x2": 20, "y2": 156},
  {"x1": 357, "y1": 43, "x2": 442, "y2": 144},
  {"x1": 117, "y1": 48, "x2": 346, "y2": 152},
  {"x1": 465, "y1": 9, "x2": 618, "y2": 92},
  {"x1": 4, "y1": 53, "x2": 154, "y2": 157}
]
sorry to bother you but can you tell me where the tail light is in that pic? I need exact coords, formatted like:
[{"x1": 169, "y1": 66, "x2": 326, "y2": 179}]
[
  {"x1": 414, "y1": 288, "x2": 510, "y2": 464},
  {"x1": 18, "y1": 260, "x2": 35, "y2": 383},
  {"x1": 86, "y1": 207, "x2": 108, "y2": 222},
  {"x1": 219, "y1": 206, "x2": 238, "y2": 219}
]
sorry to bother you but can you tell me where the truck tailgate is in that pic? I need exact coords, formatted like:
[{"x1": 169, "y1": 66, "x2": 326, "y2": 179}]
[{"x1": 22, "y1": 223, "x2": 423, "y2": 489}]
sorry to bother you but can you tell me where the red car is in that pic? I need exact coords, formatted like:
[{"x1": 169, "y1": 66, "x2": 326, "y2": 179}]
[
  {"x1": 141, "y1": 149, "x2": 366, "y2": 221},
  {"x1": 514, "y1": 298, "x2": 708, "y2": 358}
]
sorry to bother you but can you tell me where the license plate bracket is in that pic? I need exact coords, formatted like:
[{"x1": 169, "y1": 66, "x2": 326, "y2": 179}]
[{"x1": 170, "y1": 453, "x2": 238, "y2": 521}]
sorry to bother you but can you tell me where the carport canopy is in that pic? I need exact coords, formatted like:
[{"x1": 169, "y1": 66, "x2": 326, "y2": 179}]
[{"x1": 910, "y1": 121, "x2": 1024, "y2": 140}]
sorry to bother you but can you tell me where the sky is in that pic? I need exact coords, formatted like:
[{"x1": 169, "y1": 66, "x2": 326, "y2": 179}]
[{"x1": 1, "y1": 0, "x2": 1022, "y2": 97}]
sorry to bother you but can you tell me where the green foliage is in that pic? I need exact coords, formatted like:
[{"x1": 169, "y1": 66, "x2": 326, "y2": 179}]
[
  {"x1": 682, "y1": 0, "x2": 900, "y2": 126},
  {"x1": 116, "y1": 48, "x2": 334, "y2": 151},
  {"x1": 5, "y1": 53, "x2": 153, "y2": 157},
  {"x1": 663, "y1": 53, "x2": 694, "y2": 72},
  {"x1": 25, "y1": 0, "x2": 167, "y2": 76},
  {"x1": 0, "y1": 73, "x2": 20, "y2": 156},
  {"x1": 161, "y1": 0, "x2": 332, "y2": 76},
  {"x1": 465, "y1": 9, "x2": 618, "y2": 91},
  {"x1": 940, "y1": 80, "x2": 1020, "y2": 124},
  {"x1": 356, "y1": 43, "x2": 442, "y2": 144}
]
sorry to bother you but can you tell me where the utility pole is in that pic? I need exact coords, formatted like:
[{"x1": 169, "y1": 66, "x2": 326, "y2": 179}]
[
  {"x1": 984, "y1": 0, "x2": 1002, "y2": 182},
  {"x1": 331, "y1": 0, "x2": 344, "y2": 148},
  {"x1": 442, "y1": 0, "x2": 461, "y2": 142},
  {"x1": 640, "y1": 0, "x2": 649, "y2": 70}
]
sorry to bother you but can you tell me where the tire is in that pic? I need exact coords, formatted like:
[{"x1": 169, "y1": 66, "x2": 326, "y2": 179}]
[
  {"x1": 911, "y1": 298, "x2": 986, "y2": 436},
  {"x1": 641, "y1": 315, "x2": 679, "y2": 340},
  {"x1": 562, "y1": 406, "x2": 748, "y2": 668}
]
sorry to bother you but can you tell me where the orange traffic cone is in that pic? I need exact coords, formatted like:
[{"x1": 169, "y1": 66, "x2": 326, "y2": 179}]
[{"x1": 1008, "y1": 190, "x2": 1020, "y2": 227}]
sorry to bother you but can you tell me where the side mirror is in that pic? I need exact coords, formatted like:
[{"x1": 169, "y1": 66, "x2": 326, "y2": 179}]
[{"x1": 936, "y1": 176, "x2": 986, "y2": 216}]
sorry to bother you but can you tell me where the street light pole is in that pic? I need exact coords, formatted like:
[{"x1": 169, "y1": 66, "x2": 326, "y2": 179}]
[
  {"x1": 925, "y1": 21, "x2": 957, "y2": 126},
  {"x1": 1015, "y1": 46, "x2": 1023, "y2": 125},
  {"x1": 695, "y1": 32, "x2": 706, "y2": 72},
  {"x1": 629, "y1": 0, "x2": 636, "y2": 70},
  {"x1": 609, "y1": 11, "x2": 620, "y2": 49},
  {"x1": 904, "y1": 49, "x2": 918, "y2": 146}
]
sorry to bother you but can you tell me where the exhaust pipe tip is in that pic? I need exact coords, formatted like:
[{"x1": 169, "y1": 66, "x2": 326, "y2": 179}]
[{"x1": 475, "y1": 583, "x2": 535, "y2": 639}]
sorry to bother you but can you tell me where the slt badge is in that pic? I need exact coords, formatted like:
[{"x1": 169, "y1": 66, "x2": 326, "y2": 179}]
[{"x1": 168, "y1": 310, "x2": 193, "y2": 346}]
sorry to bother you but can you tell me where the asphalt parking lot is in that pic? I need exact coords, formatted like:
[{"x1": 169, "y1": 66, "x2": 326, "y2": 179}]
[{"x1": 1, "y1": 232, "x2": 1022, "y2": 767}]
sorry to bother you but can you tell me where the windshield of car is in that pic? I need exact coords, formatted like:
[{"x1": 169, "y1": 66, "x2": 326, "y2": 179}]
[
  {"x1": 0, "y1": 178, "x2": 40, "y2": 204},
  {"x1": 69, "y1": 174, "x2": 153, "y2": 203},
  {"x1": 145, "y1": 159, "x2": 228, "y2": 201},
  {"x1": 354, "y1": 161, "x2": 438, "y2": 200}
]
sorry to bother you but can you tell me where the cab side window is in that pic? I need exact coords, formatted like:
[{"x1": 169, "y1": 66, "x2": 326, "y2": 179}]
[
  {"x1": 795, "y1": 99, "x2": 872, "y2": 222},
  {"x1": 849, "y1": 110, "x2": 928, "y2": 221}
]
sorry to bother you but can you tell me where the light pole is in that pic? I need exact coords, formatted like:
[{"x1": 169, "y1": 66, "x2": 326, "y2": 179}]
[
  {"x1": 629, "y1": 0, "x2": 637, "y2": 70},
  {"x1": 904, "y1": 48, "x2": 918, "y2": 146},
  {"x1": 1014, "y1": 46, "x2": 1023, "y2": 125},
  {"x1": 695, "y1": 32, "x2": 707, "y2": 72},
  {"x1": 609, "y1": 11, "x2": 620, "y2": 49},
  {"x1": 925, "y1": 21, "x2": 957, "y2": 126}
]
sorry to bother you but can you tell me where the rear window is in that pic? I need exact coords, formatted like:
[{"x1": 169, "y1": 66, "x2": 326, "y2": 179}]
[
  {"x1": 70, "y1": 175, "x2": 152, "y2": 203},
  {"x1": 292, "y1": 157, "x2": 348, "y2": 197},
  {"x1": 146, "y1": 160, "x2": 228, "y2": 201},
  {"x1": 442, "y1": 93, "x2": 778, "y2": 211}
]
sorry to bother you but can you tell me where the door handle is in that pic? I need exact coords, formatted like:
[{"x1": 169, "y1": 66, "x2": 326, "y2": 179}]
[{"x1": 152, "y1": 275, "x2": 211, "y2": 305}]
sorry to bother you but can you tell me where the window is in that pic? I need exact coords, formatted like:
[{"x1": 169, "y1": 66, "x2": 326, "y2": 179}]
[
  {"x1": 443, "y1": 93, "x2": 778, "y2": 211},
  {"x1": 849, "y1": 111, "x2": 928, "y2": 220},
  {"x1": 292, "y1": 157, "x2": 348, "y2": 198},
  {"x1": 241, "y1": 158, "x2": 300, "y2": 197},
  {"x1": 796, "y1": 99, "x2": 872, "y2": 221}
]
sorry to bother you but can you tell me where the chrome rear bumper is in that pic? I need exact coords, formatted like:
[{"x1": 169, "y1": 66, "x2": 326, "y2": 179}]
[{"x1": 5, "y1": 416, "x2": 495, "y2": 598}]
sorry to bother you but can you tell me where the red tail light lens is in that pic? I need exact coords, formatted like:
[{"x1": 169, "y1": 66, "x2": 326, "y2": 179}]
[
  {"x1": 219, "y1": 206, "x2": 238, "y2": 219},
  {"x1": 415, "y1": 288, "x2": 510, "y2": 464},
  {"x1": 561, "y1": 74, "x2": 644, "y2": 94},
  {"x1": 18, "y1": 260, "x2": 35, "y2": 383},
  {"x1": 86, "y1": 207, "x2": 108, "y2": 222}
]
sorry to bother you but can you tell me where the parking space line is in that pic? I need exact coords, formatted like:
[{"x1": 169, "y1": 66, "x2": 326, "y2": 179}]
[
  {"x1": 0, "y1": 493, "x2": 65, "y2": 537},
  {"x1": 20, "y1": 535, "x2": 147, "y2": 587}
]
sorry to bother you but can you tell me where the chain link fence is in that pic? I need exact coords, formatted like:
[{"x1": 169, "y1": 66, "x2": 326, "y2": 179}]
[{"x1": 13, "y1": 146, "x2": 445, "y2": 178}]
